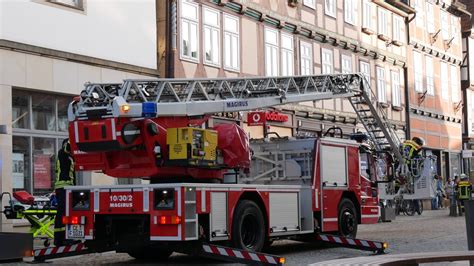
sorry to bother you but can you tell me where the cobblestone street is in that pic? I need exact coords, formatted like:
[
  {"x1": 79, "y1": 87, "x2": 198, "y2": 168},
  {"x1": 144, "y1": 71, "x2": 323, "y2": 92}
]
[{"x1": 13, "y1": 209, "x2": 469, "y2": 265}]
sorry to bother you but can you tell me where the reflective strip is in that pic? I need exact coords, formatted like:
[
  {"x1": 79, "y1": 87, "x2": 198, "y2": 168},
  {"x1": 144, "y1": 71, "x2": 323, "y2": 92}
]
[
  {"x1": 122, "y1": 130, "x2": 140, "y2": 136},
  {"x1": 69, "y1": 244, "x2": 78, "y2": 252},
  {"x1": 333, "y1": 237, "x2": 343, "y2": 244},
  {"x1": 249, "y1": 252, "x2": 260, "y2": 261},
  {"x1": 360, "y1": 240, "x2": 369, "y2": 247},
  {"x1": 111, "y1": 119, "x2": 116, "y2": 140},
  {"x1": 57, "y1": 246, "x2": 66, "y2": 253},
  {"x1": 217, "y1": 247, "x2": 228, "y2": 256},
  {"x1": 74, "y1": 121, "x2": 79, "y2": 142},
  {"x1": 94, "y1": 189, "x2": 100, "y2": 212},
  {"x1": 203, "y1": 245, "x2": 212, "y2": 253},
  {"x1": 347, "y1": 238, "x2": 356, "y2": 245},
  {"x1": 265, "y1": 255, "x2": 277, "y2": 264},
  {"x1": 201, "y1": 189, "x2": 206, "y2": 212},
  {"x1": 323, "y1": 218, "x2": 337, "y2": 222},
  {"x1": 362, "y1": 214, "x2": 379, "y2": 218},
  {"x1": 54, "y1": 227, "x2": 66, "y2": 232},
  {"x1": 44, "y1": 248, "x2": 54, "y2": 255},
  {"x1": 143, "y1": 188, "x2": 149, "y2": 212},
  {"x1": 315, "y1": 189, "x2": 319, "y2": 209},
  {"x1": 233, "y1": 250, "x2": 244, "y2": 259},
  {"x1": 66, "y1": 190, "x2": 70, "y2": 216}
]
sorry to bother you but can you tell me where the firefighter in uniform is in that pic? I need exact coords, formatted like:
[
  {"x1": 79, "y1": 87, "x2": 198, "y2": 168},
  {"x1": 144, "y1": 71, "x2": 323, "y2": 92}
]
[
  {"x1": 456, "y1": 174, "x2": 473, "y2": 216},
  {"x1": 54, "y1": 139, "x2": 76, "y2": 246},
  {"x1": 402, "y1": 137, "x2": 424, "y2": 161}
]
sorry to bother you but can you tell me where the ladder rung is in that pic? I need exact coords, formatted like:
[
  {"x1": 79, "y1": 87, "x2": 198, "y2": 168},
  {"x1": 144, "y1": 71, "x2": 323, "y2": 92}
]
[{"x1": 358, "y1": 109, "x2": 371, "y2": 112}]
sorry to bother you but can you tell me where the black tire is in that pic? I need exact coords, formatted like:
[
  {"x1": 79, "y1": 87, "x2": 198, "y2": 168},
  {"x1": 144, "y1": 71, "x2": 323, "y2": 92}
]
[
  {"x1": 416, "y1": 200, "x2": 423, "y2": 215},
  {"x1": 231, "y1": 200, "x2": 265, "y2": 252},
  {"x1": 127, "y1": 246, "x2": 172, "y2": 261},
  {"x1": 337, "y1": 198, "x2": 358, "y2": 238},
  {"x1": 404, "y1": 200, "x2": 415, "y2": 216}
]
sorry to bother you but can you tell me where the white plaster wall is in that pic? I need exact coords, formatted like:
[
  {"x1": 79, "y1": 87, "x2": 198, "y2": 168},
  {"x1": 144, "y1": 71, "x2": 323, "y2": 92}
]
[{"x1": 0, "y1": 0, "x2": 156, "y2": 69}]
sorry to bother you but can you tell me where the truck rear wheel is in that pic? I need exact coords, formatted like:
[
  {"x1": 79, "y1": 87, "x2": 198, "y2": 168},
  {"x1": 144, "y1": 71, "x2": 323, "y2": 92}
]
[
  {"x1": 231, "y1": 200, "x2": 265, "y2": 252},
  {"x1": 338, "y1": 198, "x2": 358, "y2": 238},
  {"x1": 127, "y1": 246, "x2": 172, "y2": 261}
]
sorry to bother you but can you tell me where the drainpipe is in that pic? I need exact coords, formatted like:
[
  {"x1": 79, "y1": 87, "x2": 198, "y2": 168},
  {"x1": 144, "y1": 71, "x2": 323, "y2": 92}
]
[
  {"x1": 404, "y1": 12, "x2": 417, "y2": 140},
  {"x1": 166, "y1": 0, "x2": 177, "y2": 78}
]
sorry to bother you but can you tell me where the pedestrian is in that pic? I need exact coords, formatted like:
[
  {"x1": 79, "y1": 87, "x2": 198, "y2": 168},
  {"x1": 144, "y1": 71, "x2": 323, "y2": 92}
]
[
  {"x1": 431, "y1": 175, "x2": 439, "y2": 210},
  {"x1": 446, "y1": 176, "x2": 457, "y2": 216},
  {"x1": 437, "y1": 176, "x2": 445, "y2": 209},
  {"x1": 54, "y1": 139, "x2": 76, "y2": 246}
]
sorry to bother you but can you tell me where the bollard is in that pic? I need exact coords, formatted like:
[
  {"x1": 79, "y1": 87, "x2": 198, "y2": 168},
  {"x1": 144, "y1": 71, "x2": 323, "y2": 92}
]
[{"x1": 466, "y1": 200, "x2": 474, "y2": 251}]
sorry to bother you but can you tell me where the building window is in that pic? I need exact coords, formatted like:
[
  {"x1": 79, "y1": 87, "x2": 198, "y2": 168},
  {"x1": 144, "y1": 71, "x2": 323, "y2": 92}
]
[
  {"x1": 265, "y1": 27, "x2": 279, "y2": 76},
  {"x1": 414, "y1": 0, "x2": 424, "y2": 27},
  {"x1": 451, "y1": 65, "x2": 459, "y2": 102},
  {"x1": 325, "y1": 0, "x2": 336, "y2": 18},
  {"x1": 441, "y1": 62, "x2": 449, "y2": 100},
  {"x1": 451, "y1": 16, "x2": 458, "y2": 44},
  {"x1": 376, "y1": 66, "x2": 386, "y2": 103},
  {"x1": 224, "y1": 14, "x2": 240, "y2": 71},
  {"x1": 12, "y1": 90, "x2": 71, "y2": 194},
  {"x1": 378, "y1": 8, "x2": 388, "y2": 37},
  {"x1": 321, "y1": 48, "x2": 333, "y2": 74},
  {"x1": 391, "y1": 70, "x2": 401, "y2": 107},
  {"x1": 425, "y1": 56, "x2": 434, "y2": 95},
  {"x1": 281, "y1": 33, "x2": 294, "y2": 76},
  {"x1": 360, "y1": 61, "x2": 371, "y2": 93},
  {"x1": 344, "y1": 0, "x2": 357, "y2": 25},
  {"x1": 393, "y1": 15, "x2": 403, "y2": 43},
  {"x1": 441, "y1": 11, "x2": 450, "y2": 40},
  {"x1": 203, "y1": 7, "x2": 220, "y2": 66},
  {"x1": 413, "y1": 51, "x2": 423, "y2": 93},
  {"x1": 426, "y1": 3, "x2": 435, "y2": 34},
  {"x1": 300, "y1": 41, "x2": 313, "y2": 75},
  {"x1": 303, "y1": 0, "x2": 316, "y2": 9},
  {"x1": 181, "y1": 0, "x2": 199, "y2": 61},
  {"x1": 341, "y1": 54, "x2": 352, "y2": 74},
  {"x1": 363, "y1": 0, "x2": 372, "y2": 30}
]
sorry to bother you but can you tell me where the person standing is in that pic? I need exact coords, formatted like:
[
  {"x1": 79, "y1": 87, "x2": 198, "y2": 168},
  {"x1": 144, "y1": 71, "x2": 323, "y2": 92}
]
[
  {"x1": 54, "y1": 139, "x2": 76, "y2": 246},
  {"x1": 446, "y1": 176, "x2": 457, "y2": 216},
  {"x1": 437, "y1": 176, "x2": 445, "y2": 209},
  {"x1": 431, "y1": 175, "x2": 439, "y2": 210}
]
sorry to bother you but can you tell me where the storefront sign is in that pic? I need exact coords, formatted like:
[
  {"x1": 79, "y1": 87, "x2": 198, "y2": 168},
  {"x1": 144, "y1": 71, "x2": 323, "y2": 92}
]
[
  {"x1": 462, "y1": 150, "x2": 474, "y2": 158},
  {"x1": 248, "y1": 111, "x2": 289, "y2": 126},
  {"x1": 34, "y1": 154, "x2": 52, "y2": 189}
]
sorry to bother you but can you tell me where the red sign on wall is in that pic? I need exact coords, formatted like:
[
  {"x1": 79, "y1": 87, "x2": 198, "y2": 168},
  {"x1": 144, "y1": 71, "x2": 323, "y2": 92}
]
[
  {"x1": 248, "y1": 112, "x2": 266, "y2": 126},
  {"x1": 34, "y1": 154, "x2": 52, "y2": 189},
  {"x1": 247, "y1": 111, "x2": 289, "y2": 126}
]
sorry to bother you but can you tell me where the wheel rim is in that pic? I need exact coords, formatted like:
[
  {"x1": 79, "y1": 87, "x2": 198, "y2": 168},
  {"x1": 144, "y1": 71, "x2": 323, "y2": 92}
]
[
  {"x1": 241, "y1": 214, "x2": 258, "y2": 248},
  {"x1": 341, "y1": 209, "x2": 355, "y2": 236}
]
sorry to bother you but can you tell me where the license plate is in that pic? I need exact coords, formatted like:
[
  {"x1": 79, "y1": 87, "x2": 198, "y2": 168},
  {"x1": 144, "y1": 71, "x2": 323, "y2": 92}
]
[{"x1": 67, "y1": 224, "x2": 85, "y2": 238}]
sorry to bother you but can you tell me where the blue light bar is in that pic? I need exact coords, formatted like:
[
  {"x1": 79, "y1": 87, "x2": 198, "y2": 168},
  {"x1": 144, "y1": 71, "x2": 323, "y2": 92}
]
[{"x1": 142, "y1": 102, "x2": 157, "y2": 117}]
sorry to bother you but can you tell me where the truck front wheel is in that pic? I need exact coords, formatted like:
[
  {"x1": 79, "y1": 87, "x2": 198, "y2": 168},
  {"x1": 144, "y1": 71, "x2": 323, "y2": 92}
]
[
  {"x1": 338, "y1": 198, "x2": 358, "y2": 238},
  {"x1": 231, "y1": 200, "x2": 265, "y2": 252}
]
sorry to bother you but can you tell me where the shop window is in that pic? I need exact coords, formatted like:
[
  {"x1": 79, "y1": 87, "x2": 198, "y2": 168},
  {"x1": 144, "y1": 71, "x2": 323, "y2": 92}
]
[
  {"x1": 12, "y1": 91, "x2": 30, "y2": 129},
  {"x1": 12, "y1": 136, "x2": 31, "y2": 192},
  {"x1": 32, "y1": 93, "x2": 55, "y2": 131},
  {"x1": 33, "y1": 138, "x2": 56, "y2": 194},
  {"x1": 58, "y1": 96, "x2": 70, "y2": 132}
]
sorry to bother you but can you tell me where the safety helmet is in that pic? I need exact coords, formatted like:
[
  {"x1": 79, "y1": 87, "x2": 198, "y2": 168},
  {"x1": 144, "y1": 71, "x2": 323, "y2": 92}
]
[
  {"x1": 460, "y1": 173, "x2": 468, "y2": 180},
  {"x1": 62, "y1": 138, "x2": 71, "y2": 153},
  {"x1": 412, "y1": 136, "x2": 425, "y2": 147}
]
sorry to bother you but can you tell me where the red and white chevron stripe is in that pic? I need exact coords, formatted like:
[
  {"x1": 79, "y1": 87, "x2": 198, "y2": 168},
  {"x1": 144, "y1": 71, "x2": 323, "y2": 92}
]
[
  {"x1": 202, "y1": 244, "x2": 285, "y2": 265},
  {"x1": 316, "y1": 234, "x2": 385, "y2": 251},
  {"x1": 34, "y1": 243, "x2": 87, "y2": 257}
]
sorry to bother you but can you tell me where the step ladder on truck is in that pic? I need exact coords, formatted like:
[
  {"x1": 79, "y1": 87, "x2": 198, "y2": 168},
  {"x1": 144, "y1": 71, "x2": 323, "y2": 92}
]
[{"x1": 33, "y1": 73, "x2": 431, "y2": 263}]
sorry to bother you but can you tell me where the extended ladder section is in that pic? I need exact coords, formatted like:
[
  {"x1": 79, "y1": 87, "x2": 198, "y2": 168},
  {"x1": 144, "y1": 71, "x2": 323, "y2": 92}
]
[{"x1": 69, "y1": 74, "x2": 401, "y2": 162}]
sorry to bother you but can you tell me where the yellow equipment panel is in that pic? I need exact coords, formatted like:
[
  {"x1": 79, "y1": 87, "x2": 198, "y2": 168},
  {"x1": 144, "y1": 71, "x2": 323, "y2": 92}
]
[{"x1": 167, "y1": 127, "x2": 218, "y2": 164}]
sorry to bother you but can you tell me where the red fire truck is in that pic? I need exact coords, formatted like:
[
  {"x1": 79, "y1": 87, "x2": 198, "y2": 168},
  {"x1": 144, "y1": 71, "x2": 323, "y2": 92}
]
[{"x1": 59, "y1": 74, "x2": 420, "y2": 260}]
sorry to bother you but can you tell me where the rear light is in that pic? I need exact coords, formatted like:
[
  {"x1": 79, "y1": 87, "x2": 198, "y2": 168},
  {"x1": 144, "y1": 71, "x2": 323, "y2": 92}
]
[
  {"x1": 158, "y1": 215, "x2": 181, "y2": 225},
  {"x1": 62, "y1": 216, "x2": 84, "y2": 225}
]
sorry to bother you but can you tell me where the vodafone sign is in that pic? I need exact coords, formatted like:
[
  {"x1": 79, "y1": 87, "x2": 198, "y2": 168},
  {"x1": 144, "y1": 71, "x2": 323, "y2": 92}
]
[
  {"x1": 248, "y1": 112, "x2": 266, "y2": 126},
  {"x1": 248, "y1": 111, "x2": 289, "y2": 126}
]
